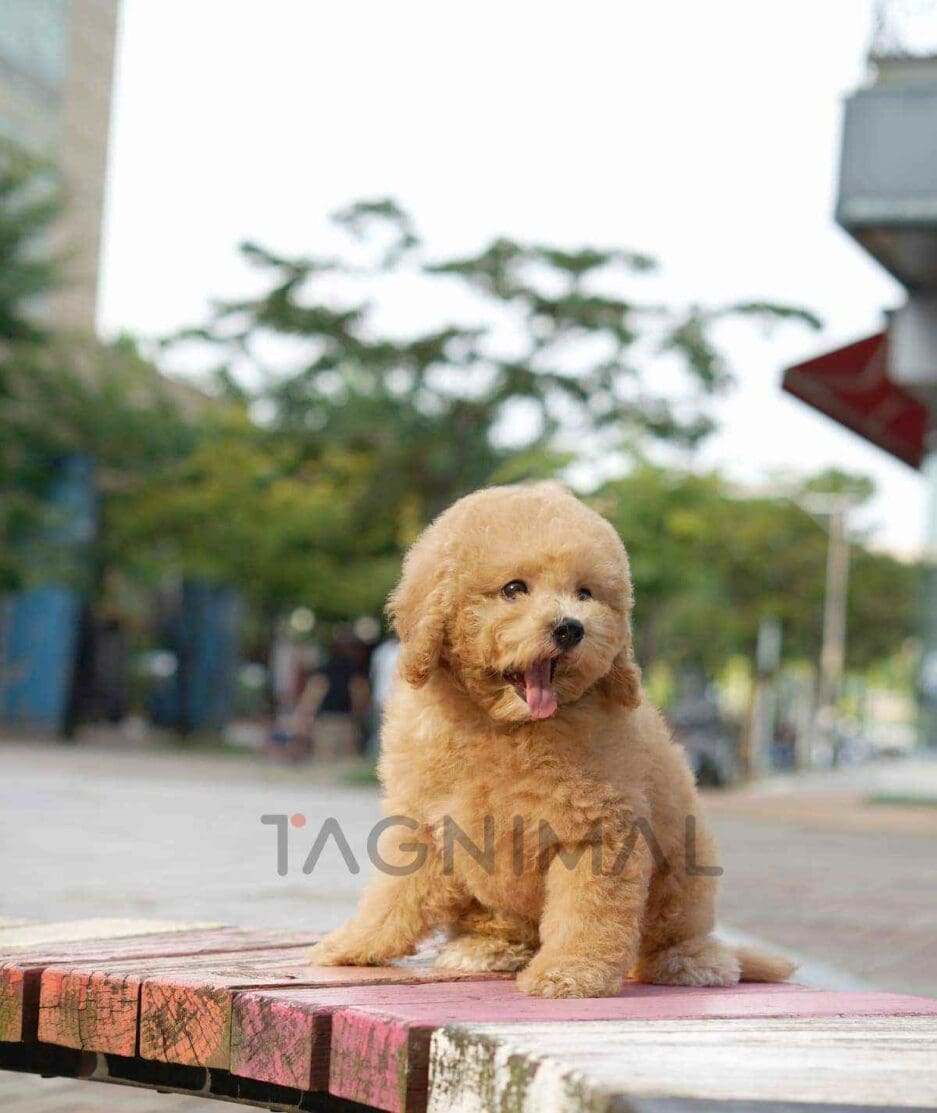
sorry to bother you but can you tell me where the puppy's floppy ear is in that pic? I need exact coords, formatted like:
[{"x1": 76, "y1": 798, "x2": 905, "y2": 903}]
[
  {"x1": 386, "y1": 526, "x2": 451, "y2": 687},
  {"x1": 598, "y1": 544, "x2": 642, "y2": 708},
  {"x1": 599, "y1": 645, "x2": 642, "y2": 709}
]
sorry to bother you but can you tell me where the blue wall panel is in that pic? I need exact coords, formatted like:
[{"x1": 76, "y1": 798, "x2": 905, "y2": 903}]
[
  {"x1": 0, "y1": 586, "x2": 83, "y2": 731},
  {"x1": 0, "y1": 455, "x2": 95, "y2": 734},
  {"x1": 149, "y1": 581, "x2": 240, "y2": 733},
  {"x1": 178, "y1": 581, "x2": 240, "y2": 731}
]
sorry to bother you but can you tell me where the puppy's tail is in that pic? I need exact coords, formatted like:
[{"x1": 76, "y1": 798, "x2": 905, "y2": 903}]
[{"x1": 735, "y1": 944, "x2": 797, "y2": 983}]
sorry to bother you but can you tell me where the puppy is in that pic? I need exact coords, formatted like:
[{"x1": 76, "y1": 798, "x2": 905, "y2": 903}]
[{"x1": 309, "y1": 483, "x2": 793, "y2": 997}]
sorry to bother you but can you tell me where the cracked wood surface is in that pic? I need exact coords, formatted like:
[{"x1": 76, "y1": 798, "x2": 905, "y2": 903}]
[
  {"x1": 0, "y1": 921, "x2": 232, "y2": 1043},
  {"x1": 136, "y1": 946, "x2": 329, "y2": 1069},
  {"x1": 36, "y1": 935, "x2": 321, "y2": 1058},
  {"x1": 232, "y1": 979, "x2": 817, "y2": 1098},
  {"x1": 139, "y1": 953, "x2": 505, "y2": 1071},
  {"x1": 427, "y1": 1016, "x2": 937, "y2": 1112},
  {"x1": 230, "y1": 978, "x2": 513, "y2": 1091},
  {"x1": 11, "y1": 916, "x2": 937, "y2": 1113}
]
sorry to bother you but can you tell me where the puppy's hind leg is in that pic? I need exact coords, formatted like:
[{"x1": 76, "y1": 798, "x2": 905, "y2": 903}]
[
  {"x1": 635, "y1": 823, "x2": 740, "y2": 988},
  {"x1": 637, "y1": 934, "x2": 741, "y2": 987},
  {"x1": 635, "y1": 820, "x2": 795, "y2": 986},
  {"x1": 435, "y1": 904, "x2": 538, "y2": 973}
]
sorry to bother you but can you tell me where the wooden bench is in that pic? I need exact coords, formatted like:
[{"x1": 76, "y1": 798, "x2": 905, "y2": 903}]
[{"x1": 1, "y1": 918, "x2": 936, "y2": 1112}]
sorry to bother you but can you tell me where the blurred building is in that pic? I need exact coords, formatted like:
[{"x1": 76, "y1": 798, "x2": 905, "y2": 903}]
[
  {"x1": 0, "y1": 0, "x2": 120, "y2": 333},
  {"x1": 0, "y1": 2, "x2": 242, "y2": 740}
]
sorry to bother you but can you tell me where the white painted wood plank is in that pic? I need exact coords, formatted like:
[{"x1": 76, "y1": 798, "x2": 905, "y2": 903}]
[
  {"x1": 428, "y1": 1016, "x2": 937, "y2": 1112},
  {"x1": 0, "y1": 919, "x2": 222, "y2": 951}
]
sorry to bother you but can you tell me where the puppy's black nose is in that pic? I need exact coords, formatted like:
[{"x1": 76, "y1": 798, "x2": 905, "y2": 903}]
[{"x1": 552, "y1": 617, "x2": 584, "y2": 650}]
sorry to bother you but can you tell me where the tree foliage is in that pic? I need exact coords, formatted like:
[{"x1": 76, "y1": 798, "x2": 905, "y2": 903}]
[
  {"x1": 0, "y1": 336, "x2": 197, "y2": 591},
  {"x1": 110, "y1": 418, "x2": 403, "y2": 621},
  {"x1": 148, "y1": 198, "x2": 821, "y2": 620},
  {"x1": 172, "y1": 198, "x2": 820, "y2": 517},
  {"x1": 595, "y1": 464, "x2": 916, "y2": 674}
]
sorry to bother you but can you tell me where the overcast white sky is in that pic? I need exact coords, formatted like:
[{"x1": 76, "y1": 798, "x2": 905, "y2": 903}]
[{"x1": 98, "y1": 0, "x2": 927, "y2": 555}]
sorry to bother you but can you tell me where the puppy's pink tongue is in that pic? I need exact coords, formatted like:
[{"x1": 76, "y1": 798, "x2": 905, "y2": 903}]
[{"x1": 524, "y1": 658, "x2": 557, "y2": 720}]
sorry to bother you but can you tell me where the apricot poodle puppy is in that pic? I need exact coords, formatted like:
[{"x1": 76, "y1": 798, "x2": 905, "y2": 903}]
[{"x1": 309, "y1": 482, "x2": 793, "y2": 998}]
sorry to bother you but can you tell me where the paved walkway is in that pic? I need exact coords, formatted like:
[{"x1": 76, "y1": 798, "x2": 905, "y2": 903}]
[
  {"x1": 707, "y1": 778, "x2": 937, "y2": 997},
  {"x1": 1, "y1": 739, "x2": 935, "y2": 1110}
]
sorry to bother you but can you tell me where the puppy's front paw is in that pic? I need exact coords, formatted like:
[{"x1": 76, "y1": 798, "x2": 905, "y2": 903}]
[
  {"x1": 307, "y1": 929, "x2": 387, "y2": 967},
  {"x1": 516, "y1": 960, "x2": 622, "y2": 999}
]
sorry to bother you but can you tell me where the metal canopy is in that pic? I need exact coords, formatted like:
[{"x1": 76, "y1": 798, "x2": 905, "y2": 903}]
[{"x1": 782, "y1": 332, "x2": 928, "y2": 469}]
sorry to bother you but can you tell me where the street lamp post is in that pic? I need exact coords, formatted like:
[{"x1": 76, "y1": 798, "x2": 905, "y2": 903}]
[
  {"x1": 918, "y1": 430, "x2": 937, "y2": 746},
  {"x1": 800, "y1": 494, "x2": 859, "y2": 764},
  {"x1": 817, "y1": 500, "x2": 851, "y2": 719}
]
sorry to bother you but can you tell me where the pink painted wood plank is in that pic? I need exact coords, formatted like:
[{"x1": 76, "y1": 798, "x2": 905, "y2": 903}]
[
  {"x1": 34, "y1": 933, "x2": 320, "y2": 1056},
  {"x1": 139, "y1": 953, "x2": 501, "y2": 1070},
  {"x1": 36, "y1": 939, "x2": 320, "y2": 1059},
  {"x1": 0, "y1": 926, "x2": 255, "y2": 1044},
  {"x1": 232, "y1": 979, "x2": 809, "y2": 1092},
  {"x1": 232, "y1": 976, "x2": 937, "y2": 1097},
  {"x1": 327, "y1": 984, "x2": 937, "y2": 1113},
  {"x1": 333, "y1": 1006, "x2": 417, "y2": 1112},
  {"x1": 231, "y1": 977, "x2": 514, "y2": 1090}
]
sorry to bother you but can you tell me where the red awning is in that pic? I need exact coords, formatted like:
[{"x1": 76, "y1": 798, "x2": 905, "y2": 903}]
[{"x1": 782, "y1": 332, "x2": 928, "y2": 470}]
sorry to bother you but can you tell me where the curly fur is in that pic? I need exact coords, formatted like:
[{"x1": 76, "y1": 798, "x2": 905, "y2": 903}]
[{"x1": 309, "y1": 482, "x2": 795, "y2": 997}]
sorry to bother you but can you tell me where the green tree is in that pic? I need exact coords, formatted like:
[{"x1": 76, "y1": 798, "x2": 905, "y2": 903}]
[
  {"x1": 148, "y1": 199, "x2": 821, "y2": 621},
  {"x1": 110, "y1": 416, "x2": 403, "y2": 622},
  {"x1": 169, "y1": 199, "x2": 820, "y2": 552},
  {"x1": 0, "y1": 336, "x2": 197, "y2": 592},
  {"x1": 596, "y1": 463, "x2": 917, "y2": 676}
]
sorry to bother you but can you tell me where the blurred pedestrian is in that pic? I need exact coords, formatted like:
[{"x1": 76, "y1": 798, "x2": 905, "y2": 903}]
[
  {"x1": 367, "y1": 635, "x2": 400, "y2": 755},
  {"x1": 292, "y1": 627, "x2": 370, "y2": 760}
]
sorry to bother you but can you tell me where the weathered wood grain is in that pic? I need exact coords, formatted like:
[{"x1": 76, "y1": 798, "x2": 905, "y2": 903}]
[
  {"x1": 427, "y1": 1016, "x2": 937, "y2": 1112},
  {"x1": 0, "y1": 922, "x2": 233, "y2": 1043},
  {"x1": 241, "y1": 977, "x2": 801, "y2": 1097},
  {"x1": 331, "y1": 1005, "x2": 428, "y2": 1113},
  {"x1": 231, "y1": 976, "x2": 514, "y2": 1091},
  {"x1": 140, "y1": 953, "x2": 503, "y2": 1071},
  {"x1": 327, "y1": 985, "x2": 937, "y2": 1113},
  {"x1": 35, "y1": 933, "x2": 320, "y2": 1057},
  {"x1": 12, "y1": 917, "x2": 937, "y2": 1113},
  {"x1": 136, "y1": 945, "x2": 342, "y2": 1068}
]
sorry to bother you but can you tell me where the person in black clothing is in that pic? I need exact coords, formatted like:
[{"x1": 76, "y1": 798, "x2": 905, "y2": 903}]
[{"x1": 290, "y1": 628, "x2": 370, "y2": 759}]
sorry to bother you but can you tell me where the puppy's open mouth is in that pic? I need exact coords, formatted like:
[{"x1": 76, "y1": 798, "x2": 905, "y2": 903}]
[{"x1": 503, "y1": 658, "x2": 558, "y2": 720}]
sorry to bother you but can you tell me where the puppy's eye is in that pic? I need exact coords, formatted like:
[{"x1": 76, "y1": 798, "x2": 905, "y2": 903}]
[
  {"x1": 576, "y1": 587, "x2": 593, "y2": 601},
  {"x1": 501, "y1": 580, "x2": 528, "y2": 601}
]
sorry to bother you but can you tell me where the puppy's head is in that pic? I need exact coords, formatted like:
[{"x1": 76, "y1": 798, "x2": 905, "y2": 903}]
[{"x1": 388, "y1": 482, "x2": 641, "y2": 722}]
